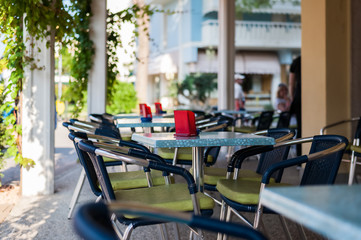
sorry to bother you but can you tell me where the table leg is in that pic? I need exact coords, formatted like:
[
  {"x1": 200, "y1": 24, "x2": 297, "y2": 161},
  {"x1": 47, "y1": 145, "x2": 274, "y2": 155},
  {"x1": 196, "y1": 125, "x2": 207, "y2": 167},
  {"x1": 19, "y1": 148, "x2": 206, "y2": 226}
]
[{"x1": 192, "y1": 147, "x2": 204, "y2": 192}]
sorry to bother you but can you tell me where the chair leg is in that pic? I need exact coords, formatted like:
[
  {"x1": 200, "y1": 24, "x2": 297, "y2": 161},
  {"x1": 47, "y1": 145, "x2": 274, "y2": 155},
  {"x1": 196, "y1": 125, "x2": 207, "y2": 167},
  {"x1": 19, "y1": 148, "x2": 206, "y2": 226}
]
[
  {"x1": 349, "y1": 151, "x2": 358, "y2": 185},
  {"x1": 122, "y1": 224, "x2": 134, "y2": 240},
  {"x1": 279, "y1": 215, "x2": 293, "y2": 240},
  {"x1": 189, "y1": 230, "x2": 194, "y2": 240},
  {"x1": 188, "y1": 227, "x2": 203, "y2": 240},
  {"x1": 253, "y1": 202, "x2": 263, "y2": 229},
  {"x1": 204, "y1": 191, "x2": 222, "y2": 206},
  {"x1": 110, "y1": 214, "x2": 124, "y2": 239},
  {"x1": 217, "y1": 201, "x2": 227, "y2": 240},
  {"x1": 222, "y1": 207, "x2": 233, "y2": 240},
  {"x1": 296, "y1": 224, "x2": 307, "y2": 240},
  {"x1": 158, "y1": 224, "x2": 168, "y2": 240},
  {"x1": 95, "y1": 195, "x2": 102, "y2": 203},
  {"x1": 67, "y1": 168, "x2": 86, "y2": 219}
]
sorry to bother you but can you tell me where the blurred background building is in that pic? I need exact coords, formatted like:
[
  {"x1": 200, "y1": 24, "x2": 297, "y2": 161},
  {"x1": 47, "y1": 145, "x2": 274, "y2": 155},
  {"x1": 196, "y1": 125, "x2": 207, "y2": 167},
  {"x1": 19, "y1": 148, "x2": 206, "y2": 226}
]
[{"x1": 145, "y1": 0, "x2": 301, "y2": 111}]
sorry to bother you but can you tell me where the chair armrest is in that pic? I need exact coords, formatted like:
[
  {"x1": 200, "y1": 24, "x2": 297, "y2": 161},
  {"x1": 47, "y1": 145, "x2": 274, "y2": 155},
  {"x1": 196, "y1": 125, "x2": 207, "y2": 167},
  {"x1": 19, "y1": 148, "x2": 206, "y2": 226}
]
[
  {"x1": 320, "y1": 117, "x2": 360, "y2": 134},
  {"x1": 261, "y1": 155, "x2": 308, "y2": 184},
  {"x1": 202, "y1": 123, "x2": 228, "y2": 132},
  {"x1": 228, "y1": 145, "x2": 274, "y2": 171},
  {"x1": 148, "y1": 161, "x2": 197, "y2": 193},
  {"x1": 118, "y1": 140, "x2": 150, "y2": 152},
  {"x1": 128, "y1": 149, "x2": 166, "y2": 164}
]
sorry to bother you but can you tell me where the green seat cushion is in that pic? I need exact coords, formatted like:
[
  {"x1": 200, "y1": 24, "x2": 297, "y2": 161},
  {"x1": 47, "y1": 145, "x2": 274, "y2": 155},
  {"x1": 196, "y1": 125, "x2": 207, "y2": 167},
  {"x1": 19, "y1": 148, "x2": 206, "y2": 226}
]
[
  {"x1": 190, "y1": 167, "x2": 275, "y2": 186},
  {"x1": 114, "y1": 183, "x2": 215, "y2": 218},
  {"x1": 107, "y1": 170, "x2": 167, "y2": 190},
  {"x1": 216, "y1": 179, "x2": 290, "y2": 205},
  {"x1": 350, "y1": 144, "x2": 360, "y2": 152},
  {"x1": 103, "y1": 156, "x2": 118, "y2": 163},
  {"x1": 233, "y1": 126, "x2": 257, "y2": 133},
  {"x1": 158, "y1": 148, "x2": 213, "y2": 163},
  {"x1": 119, "y1": 132, "x2": 132, "y2": 141}
]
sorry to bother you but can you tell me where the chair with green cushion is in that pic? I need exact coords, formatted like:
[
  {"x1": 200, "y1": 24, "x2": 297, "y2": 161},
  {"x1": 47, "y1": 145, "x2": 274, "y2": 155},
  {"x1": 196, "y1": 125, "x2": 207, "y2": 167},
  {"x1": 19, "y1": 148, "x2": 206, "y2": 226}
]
[
  {"x1": 78, "y1": 140, "x2": 215, "y2": 240},
  {"x1": 233, "y1": 111, "x2": 274, "y2": 133},
  {"x1": 217, "y1": 135, "x2": 347, "y2": 237},
  {"x1": 67, "y1": 132, "x2": 171, "y2": 218},
  {"x1": 63, "y1": 122, "x2": 154, "y2": 219},
  {"x1": 193, "y1": 128, "x2": 294, "y2": 207}
]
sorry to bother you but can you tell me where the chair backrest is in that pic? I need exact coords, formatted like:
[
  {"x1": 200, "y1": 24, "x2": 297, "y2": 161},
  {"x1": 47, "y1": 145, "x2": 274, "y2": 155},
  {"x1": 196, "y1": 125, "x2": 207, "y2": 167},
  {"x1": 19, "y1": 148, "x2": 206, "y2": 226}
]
[
  {"x1": 276, "y1": 111, "x2": 291, "y2": 129},
  {"x1": 89, "y1": 113, "x2": 114, "y2": 126},
  {"x1": 78, "y1": 140, "x2": 118, "y2": 200},
  {"x1": 301, "y1": 135, "x2": 348, "y2": 185},
  {"x1": 256, "y1": 128, "x2": 294, "y2": 182},
  {"x1": 354, "y1": 118, "x2": 361, "y2": 139},
  {"x1": 73, "y1": 202, "x2": 118, "y2": 240},
  {"x1": 74, "y1": 202, "x2": 267, "y2": 240},
  {"x1": 256, "y1": 111, "x2": 274, "y2": 131},
  {"x1": 68, "y1": 132, "x2": 103, "y2": 196}
]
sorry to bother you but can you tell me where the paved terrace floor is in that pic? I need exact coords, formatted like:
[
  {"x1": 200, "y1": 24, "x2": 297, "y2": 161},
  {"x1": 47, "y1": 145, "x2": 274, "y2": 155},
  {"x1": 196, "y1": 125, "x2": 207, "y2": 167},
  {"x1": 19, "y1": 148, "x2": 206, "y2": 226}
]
[{"x1": 0, "y1": 121, "x2": 351, "y2": 239}]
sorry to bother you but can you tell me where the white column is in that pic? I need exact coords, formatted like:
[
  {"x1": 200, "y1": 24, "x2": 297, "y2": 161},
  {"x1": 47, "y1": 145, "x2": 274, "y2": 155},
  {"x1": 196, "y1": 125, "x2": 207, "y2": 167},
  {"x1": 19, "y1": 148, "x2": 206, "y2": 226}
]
[
  {"x1": 22, "y1": 31, "x2": 55, "y2": 196},
  {"x1": 88, "y1": 0, "x2": 107, "y2": 115},
  {"x1": 218, "y1": 0, "x2": 235, "y2": 110}
]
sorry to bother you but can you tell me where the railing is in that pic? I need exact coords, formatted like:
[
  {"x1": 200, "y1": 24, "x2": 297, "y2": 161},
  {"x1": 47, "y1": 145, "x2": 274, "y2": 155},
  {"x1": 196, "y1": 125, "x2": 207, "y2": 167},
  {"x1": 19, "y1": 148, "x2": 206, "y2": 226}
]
[
  {"x1": 202, "y1": 20, "x2": 301, "y2": 49},
  {"x1": 202, "y1": 0, "x2": 218, "y2": 15}
]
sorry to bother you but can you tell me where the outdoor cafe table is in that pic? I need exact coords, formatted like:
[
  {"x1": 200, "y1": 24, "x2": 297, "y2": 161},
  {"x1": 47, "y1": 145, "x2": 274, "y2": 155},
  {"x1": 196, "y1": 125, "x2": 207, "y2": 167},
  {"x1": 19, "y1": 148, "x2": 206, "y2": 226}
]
[
  {"x1": 259, "y1": 184, "x2": 361, "y2": 240},
  {"x1": 116, "y1": 118, "x2": 175, "y2": 133},
  {"x1": 113, "y1": 113, "x2": 173, "y2": 119},
  {"x1": 131, "y1": 131, "x2": 275, "y2": 191}
]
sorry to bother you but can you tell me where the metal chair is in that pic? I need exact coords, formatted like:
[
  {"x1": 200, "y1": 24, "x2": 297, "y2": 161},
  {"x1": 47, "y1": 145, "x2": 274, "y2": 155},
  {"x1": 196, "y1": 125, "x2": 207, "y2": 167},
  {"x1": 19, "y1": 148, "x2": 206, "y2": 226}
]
[
  {"x1": 234, "y1": 111, "x2": 274, "y2": 133},
  {"x1": 320, "y1": 116, "x2": 361, "y2": 184},
  {"x1": 217, "y1": 135, "x2": 347, "y2": 238},
  {"x1": 77, "y1": 140, "x2": 214, "y2": 240},
  {"x1": 73, "y1": 201, "x2": 266, "y2": 240},
  {"x1": 276, "y1": 111, "x2": 291, "y2": 129},
  {"x1": 63, "y1": 122, "x2": 151, "y2": 218},
  {"x1": 199, "y1": 128, "x2": 294, "y2": 206}
]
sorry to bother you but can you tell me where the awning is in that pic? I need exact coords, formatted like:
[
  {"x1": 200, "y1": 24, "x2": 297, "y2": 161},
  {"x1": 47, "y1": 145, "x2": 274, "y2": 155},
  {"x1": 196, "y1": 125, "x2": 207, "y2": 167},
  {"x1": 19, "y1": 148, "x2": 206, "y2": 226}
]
[
  {"x1": 148, "y1": 52, "x2": 178, "y2": 75},
  {"x1": 192, "y1": 52, "x2": 280, "y2": 75}
]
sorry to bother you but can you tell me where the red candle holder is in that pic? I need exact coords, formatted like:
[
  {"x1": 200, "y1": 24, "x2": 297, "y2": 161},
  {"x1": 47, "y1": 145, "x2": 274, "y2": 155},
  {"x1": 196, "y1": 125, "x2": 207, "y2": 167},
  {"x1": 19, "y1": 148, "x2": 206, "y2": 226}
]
[
  {"x1": 139, "y1": 103, "x2": 146, "y2": 116},
  {"x1": 155, "y1": 102, "x2": 162, "y2": 114},
  {"x1": 174, "y1": 110, "x2": 198, "y2": 137}
]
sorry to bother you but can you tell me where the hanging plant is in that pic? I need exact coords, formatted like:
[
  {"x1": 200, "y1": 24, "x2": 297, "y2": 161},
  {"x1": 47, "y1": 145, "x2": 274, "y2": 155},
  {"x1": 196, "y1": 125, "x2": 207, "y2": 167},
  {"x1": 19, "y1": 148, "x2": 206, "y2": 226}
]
[
  {"x1": 0, "y1": 0, "x2": 73, "y2": 184},
  {"x1": 62, "y1": 0, "x2": 94, "y2": 117}
]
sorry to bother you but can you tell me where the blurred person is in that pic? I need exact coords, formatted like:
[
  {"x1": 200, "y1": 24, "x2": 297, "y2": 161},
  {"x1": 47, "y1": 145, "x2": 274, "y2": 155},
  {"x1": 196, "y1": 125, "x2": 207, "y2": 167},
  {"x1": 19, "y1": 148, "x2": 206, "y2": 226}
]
[
  {"x1": 234, "y1": 73, "x2": 246, "y2": 111},
  {"x1": 289, "y1": 55, "x2": 301, "y2": 155},
  {"x1": 274, "y1": 83, "x2": 291, "y2": 112}
]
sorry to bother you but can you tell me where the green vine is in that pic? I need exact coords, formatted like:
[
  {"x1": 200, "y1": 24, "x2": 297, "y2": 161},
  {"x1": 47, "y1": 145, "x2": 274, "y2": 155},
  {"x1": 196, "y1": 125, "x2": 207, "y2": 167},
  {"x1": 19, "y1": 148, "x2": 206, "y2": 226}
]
[
  {"x1": 0, "y1": 0, "x2": 72, "y2": 183},
  {"x1": 62, "y1": 0, "x2": 93, "y2": 117}
]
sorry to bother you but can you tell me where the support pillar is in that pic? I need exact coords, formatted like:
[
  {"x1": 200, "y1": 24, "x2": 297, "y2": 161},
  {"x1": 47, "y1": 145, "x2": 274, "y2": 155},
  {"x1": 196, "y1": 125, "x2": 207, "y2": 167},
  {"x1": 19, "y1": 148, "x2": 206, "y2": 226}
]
[
  {"x1": 218, "y1": 0, "x2": 235, "y2": 110},
  {"x1": 88, "y1": 0, "x2": 107, "y2": 115},
  {"x1": 302, "y1": 0, "x2": 351, "y2": 139},
  {"x1": 22, "y1": 32, "x2": 55, "y2": 196}
]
